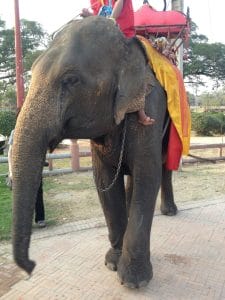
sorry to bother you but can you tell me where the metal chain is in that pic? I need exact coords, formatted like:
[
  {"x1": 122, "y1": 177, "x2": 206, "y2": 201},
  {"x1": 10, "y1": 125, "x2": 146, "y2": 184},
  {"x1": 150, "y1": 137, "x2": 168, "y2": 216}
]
[
  {"x1": 95, "y1": 116, "x2": 127, "y2": 193},
  {"x1": 94, "y1": 112, "x2": 168, "y2": 193}
]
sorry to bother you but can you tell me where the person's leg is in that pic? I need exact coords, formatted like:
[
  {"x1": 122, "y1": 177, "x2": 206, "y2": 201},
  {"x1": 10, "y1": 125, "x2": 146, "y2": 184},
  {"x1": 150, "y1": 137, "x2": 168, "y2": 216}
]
[
  {"x1": 35, "y1": 179, "x2": 45, "y2": 225},
  {"x1": 138, "y1": 109, "x2": 155, "y2": 126}
]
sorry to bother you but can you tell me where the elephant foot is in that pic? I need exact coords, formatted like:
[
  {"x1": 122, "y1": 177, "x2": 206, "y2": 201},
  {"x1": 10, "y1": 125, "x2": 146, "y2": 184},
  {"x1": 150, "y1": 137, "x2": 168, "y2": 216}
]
[
  {"x1": 160, "y1": 202, "x2": 178, "y2": 216},
  {"x1": 117, "y1": 256, "x2": 153, "y2": 288},
  {"x1": 105, "y1": 248, "x2": 122, "y2": 271}
]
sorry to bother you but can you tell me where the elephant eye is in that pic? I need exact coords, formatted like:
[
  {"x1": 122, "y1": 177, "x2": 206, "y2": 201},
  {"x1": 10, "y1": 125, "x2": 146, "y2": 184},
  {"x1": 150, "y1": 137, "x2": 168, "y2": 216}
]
[{"x1": 61, "y1": 76, "x2": 80, "y2": 89}]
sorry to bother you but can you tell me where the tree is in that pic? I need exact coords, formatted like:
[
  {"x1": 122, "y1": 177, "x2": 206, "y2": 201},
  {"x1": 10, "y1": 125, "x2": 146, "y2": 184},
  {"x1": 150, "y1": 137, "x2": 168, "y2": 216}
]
[
  {"x1": 0, "y1": 17, "x2": 50, "y2": 109},
  {"x1": 186, "y1": 91, "x2": 196, "y2": 106},
  {"x1": 183, "y1": 22, "x2": 225, "y2": 89},
  {"x1": 197, "y1": 89, "x2": 225, "y2": 108}
]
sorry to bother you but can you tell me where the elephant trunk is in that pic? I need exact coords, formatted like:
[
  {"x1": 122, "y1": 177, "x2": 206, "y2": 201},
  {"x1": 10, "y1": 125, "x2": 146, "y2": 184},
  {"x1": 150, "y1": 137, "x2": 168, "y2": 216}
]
[
  {"x1": 12, "y1": 103, "x2": 57, "y2": 274},
  {"x1": 13, "y1": 222, "x2": 36, "y2": 274}
]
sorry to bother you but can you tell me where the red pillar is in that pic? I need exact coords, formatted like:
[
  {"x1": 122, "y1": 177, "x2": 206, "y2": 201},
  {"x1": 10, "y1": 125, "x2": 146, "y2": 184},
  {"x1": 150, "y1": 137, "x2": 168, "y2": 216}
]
[{"x1": 14, "y1": 0, "x2": 25, "y2": 108}]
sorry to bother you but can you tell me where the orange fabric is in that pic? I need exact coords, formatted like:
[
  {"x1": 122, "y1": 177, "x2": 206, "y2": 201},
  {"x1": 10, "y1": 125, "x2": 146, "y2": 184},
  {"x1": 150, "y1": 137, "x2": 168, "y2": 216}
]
[
  {"x1": 170, "y1": 63, "x2": 191, "y2": 155},
  {"x1": 137, "y1": 36, "x2": 191, "y2": 170}
]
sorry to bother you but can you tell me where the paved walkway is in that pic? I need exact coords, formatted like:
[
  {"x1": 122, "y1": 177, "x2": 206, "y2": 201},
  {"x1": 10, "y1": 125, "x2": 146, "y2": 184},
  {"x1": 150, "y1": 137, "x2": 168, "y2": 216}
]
[{"x1": 1, "y1": 198, "x2": 225, "y2": 300}]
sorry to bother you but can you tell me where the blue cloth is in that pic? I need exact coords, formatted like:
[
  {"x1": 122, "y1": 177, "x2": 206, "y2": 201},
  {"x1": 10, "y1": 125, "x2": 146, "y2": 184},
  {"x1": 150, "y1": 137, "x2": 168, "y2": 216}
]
[{"x1": 98, "y1": 5, "x2": 112, "y2": 17}]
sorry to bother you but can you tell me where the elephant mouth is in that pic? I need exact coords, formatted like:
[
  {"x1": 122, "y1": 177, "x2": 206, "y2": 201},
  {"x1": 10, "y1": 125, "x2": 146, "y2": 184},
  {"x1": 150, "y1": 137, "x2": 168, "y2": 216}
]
[{"x1": 48, "y1": 133, "x2": 64, "y2": 152}]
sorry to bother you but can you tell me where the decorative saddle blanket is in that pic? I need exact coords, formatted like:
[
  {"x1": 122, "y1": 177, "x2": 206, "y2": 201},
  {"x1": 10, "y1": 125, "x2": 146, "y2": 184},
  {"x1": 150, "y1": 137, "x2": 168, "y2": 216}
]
[{"x1": 138, "y1": 36, "x2": 191, "y2": 170}]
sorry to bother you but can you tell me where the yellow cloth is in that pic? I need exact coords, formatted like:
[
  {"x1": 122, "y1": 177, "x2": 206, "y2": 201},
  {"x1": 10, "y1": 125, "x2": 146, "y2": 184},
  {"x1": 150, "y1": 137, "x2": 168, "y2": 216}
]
[{"x1": 138, "y1": 36, "x2": 191, "y2": 155}]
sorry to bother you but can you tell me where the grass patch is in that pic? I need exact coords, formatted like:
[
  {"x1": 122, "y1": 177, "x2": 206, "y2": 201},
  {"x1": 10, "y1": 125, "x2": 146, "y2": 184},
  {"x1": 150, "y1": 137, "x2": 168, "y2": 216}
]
[
  {"x1": 0, "y1": 151, "x2": 94, "y2": 240},
  {"x1": 0, "y1": 175, "x2": 12, "y2": 241},
  {"x1": 0, "y1": 162, "x2": 8, "y2": 176},
  {"x1": 0, "y1": 166, "x2": 100, "y2": 240}
]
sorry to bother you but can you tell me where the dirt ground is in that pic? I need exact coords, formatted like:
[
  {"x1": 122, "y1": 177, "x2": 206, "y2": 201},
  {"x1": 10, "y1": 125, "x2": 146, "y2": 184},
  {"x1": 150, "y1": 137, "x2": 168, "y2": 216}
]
[
  {"x1": 43, "y1": 137, "x2": 225, "y2": 225},
  {"x1": 44, "y1": 153, "x2": 225, "y2": 226}
]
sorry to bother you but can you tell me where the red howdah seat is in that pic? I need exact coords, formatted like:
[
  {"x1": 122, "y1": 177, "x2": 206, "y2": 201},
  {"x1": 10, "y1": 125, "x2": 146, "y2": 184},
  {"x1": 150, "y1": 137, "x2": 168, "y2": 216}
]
[{"x1": 134, "y1": 4, "x2": 189, "y2": 40}]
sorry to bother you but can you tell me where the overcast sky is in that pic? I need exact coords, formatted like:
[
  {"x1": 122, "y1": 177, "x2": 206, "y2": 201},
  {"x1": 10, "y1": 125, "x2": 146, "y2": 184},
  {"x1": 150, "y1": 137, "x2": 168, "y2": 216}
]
[{"x1": 0, "y1": 0, "x2": 224, "y2": 44}]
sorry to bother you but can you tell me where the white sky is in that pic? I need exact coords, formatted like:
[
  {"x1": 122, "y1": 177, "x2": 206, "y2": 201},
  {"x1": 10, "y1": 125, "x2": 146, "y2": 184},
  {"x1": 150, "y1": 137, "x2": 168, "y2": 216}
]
[{"x1": 0, "y1": 0, "x2": 224, "y2": 44}]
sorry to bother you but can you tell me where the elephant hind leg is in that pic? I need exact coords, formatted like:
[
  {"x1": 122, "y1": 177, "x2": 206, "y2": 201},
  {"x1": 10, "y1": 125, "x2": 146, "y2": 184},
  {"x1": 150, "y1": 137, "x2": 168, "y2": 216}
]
[
  {"x1": 125, "y1": 175, "x2": 133, "y2": 217},
  {"x1": 160, "y1": 164, "x2": 177, "y2": 216}
]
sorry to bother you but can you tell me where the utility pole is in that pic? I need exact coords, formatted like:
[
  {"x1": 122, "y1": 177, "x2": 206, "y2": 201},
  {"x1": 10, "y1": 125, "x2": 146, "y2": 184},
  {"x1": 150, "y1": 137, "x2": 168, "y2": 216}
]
[
  {"x1": 171, "y1": 0, "x2": 184, "y2": 74},
  {"x1": 171, "y1": 0, "x2": 184, "y2": 170},
  {"x1": 14, "y1": 0, "x2": 25, "y2": 108},
  {"x1": 171, "y1": 0, "x2": 184, "y2": 12}
]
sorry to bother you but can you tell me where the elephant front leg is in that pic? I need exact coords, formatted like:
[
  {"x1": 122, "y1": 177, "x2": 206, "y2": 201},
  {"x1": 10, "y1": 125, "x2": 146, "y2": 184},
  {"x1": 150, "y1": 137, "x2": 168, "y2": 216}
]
[
  {"x1": 99, "y1": 174, "x2": 127, "y2": 271},
  {"x1": 160, "y1": 164, "x2": 177, "y2": 216},
  {"x1": 118, "y1": 176, "x2": 160, "y2": 288},
  {"x1": 92, "y1": 153, "x2": 127, "y2": 271}
]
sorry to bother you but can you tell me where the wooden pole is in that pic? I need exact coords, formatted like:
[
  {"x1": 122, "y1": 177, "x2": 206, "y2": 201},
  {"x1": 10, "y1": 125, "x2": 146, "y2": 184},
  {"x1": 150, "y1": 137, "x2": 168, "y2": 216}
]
[
  {"x1": 70, "y1": 140, "x2": 80, "y2": 171},
  {"x1": 14, "y1": 0, "x2": 25, "y2": 108}
]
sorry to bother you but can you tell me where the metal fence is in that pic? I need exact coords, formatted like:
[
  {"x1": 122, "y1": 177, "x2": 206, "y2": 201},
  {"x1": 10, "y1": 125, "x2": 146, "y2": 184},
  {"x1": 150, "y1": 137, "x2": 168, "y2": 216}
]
[{"x1": 0, "y1": 140, "x2": 92, "y2": 177}]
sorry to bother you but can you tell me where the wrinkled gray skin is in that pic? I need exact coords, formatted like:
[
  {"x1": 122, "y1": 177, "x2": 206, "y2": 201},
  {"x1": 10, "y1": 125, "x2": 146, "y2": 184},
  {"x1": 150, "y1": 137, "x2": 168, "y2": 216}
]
[{"x1": 12, "y1": 17, "x2": 177, "y2": 288}]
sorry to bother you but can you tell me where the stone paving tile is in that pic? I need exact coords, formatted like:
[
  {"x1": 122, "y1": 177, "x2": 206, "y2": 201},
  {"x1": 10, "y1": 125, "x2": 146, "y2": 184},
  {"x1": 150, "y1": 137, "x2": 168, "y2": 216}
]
[
  {"x1": 1, "y1": 200, "x2": 225, "y2": 299},
  {"x1": 0, "y1": 263, "x2": 24, "y2": 297}
]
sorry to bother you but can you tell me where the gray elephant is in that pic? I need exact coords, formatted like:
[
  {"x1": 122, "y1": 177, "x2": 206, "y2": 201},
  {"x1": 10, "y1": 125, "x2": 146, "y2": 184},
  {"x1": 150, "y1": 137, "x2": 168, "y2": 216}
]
[{"x1": 12, "y1": 16, "x2": 177, "y2": 288}]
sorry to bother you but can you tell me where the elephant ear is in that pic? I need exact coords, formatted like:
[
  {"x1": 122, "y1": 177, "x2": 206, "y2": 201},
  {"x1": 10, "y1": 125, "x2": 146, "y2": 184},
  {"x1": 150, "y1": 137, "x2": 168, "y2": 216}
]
[{"x1": 114, "y1": 38, "x2": 153, "y2": 125}]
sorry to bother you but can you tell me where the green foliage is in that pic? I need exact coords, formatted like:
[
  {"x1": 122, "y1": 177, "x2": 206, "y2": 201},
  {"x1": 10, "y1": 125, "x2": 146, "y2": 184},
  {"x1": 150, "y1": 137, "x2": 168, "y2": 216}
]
[
  {"x1": 0, "y1": 111, "x2": 16, "y2": 136},
  {"x1": 0, "y1": 16, "x2": 49, "y2": 108},
  {"x1": 200, "y1": 90, "x2": 225, "y2": 107},
  {"x1": 0, "y1": 83, "x2": 17, "y2": 110},
  {"x1": 192, "y1": 112, "x2": 225, "y2": 136},
  {"x1": 184, "y1": 21, "x2": 225, "y2": 88},
  {"x1": 0, "y1": 18, "x2": 49, "y2": 79}
]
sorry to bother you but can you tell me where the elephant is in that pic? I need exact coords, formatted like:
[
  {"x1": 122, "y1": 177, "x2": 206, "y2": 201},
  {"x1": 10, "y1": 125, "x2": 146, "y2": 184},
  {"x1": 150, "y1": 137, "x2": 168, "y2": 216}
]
[{"x1": 12, "y1": 16, "x2": 177, "y2": 288}]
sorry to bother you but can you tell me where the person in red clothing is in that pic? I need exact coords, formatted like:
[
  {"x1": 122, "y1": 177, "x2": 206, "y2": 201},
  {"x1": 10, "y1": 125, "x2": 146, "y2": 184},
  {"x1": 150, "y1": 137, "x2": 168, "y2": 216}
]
[
  {"x1": 81, "y1": 0, "x2": 135, "y2": 38},
  {"x1": 93, "y1": 0, "x2": 135, "y2": 38},
  {"x1": 81, "y1": 0, "x2": 154, "y2": 126}
]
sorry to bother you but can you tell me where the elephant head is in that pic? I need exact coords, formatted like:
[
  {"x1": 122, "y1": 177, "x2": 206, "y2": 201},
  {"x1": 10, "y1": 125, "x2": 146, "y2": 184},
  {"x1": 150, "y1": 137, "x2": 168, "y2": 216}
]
[{"x1": 12, "y1": 16, "x2": 150, "y2": 274}]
